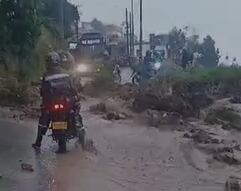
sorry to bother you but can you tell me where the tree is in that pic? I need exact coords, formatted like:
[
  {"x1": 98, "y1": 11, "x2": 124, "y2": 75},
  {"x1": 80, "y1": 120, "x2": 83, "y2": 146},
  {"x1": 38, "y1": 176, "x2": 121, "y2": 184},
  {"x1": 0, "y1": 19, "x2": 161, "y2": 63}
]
[
  {"x1": 199, "y1": 35, "x2": 218, "y2": 68},
  {"x1": 186, "y1": 34, "x2": 200, "y2": 53},
  {"x1": 41, "y1": 0, "x2": 80, "y2": 38},
  {"x1": 64, "y1": 2, "x2": 79, "y2": 38},
  {"x1": 0, "y1": 0, "x2": 41, "y2": 73},
  {"x1": 91, "y1": 18, "x2": 105, "y2": 33},
  {"x1": 168, "y1": 27, "x2": 186, "y2": 59}
]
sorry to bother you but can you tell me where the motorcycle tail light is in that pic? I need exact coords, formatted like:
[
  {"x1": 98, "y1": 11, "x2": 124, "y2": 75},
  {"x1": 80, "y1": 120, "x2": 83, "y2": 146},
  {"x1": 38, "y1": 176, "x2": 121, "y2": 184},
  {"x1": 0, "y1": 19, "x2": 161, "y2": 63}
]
[
  {"x1": 54, "y1": 104, "x2": 60, "y2": 110},
  {"x1": 53, "y1": 104, "x2": 65, "y2": 110}
]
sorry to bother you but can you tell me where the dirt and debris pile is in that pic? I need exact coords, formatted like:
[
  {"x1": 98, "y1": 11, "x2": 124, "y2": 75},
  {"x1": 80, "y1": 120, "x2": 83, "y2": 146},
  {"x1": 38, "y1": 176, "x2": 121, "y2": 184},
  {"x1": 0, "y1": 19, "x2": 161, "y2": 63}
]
[
  {"x1": 132, "y1": 90, "x2": 213, "y2": 118},
  {"x1": 185, "y1": 124, "x2": 241, "y2": 165},
  {"x1": 145, "y1": 109, "x2": 183, "y2": 127},
  {"x1": 214, "y1": 150, "x2": 241, "y2": 165},
  {"x1": 230, "y1": 96, "x2": 241, "y2": 104},
  {"x1": 133, "y1": 92, "x2": 190, "y2": 114},
  {"x1": 114, "y1": 84, "x2": 139, "y2": 101},
  {"x1": 226, "y1": 176, "x2": 241, "y2": 191},
  {"x1": 89, "y1": 98, "x2": 132, "y2": 121},
  {"x1": 205, "y1": 107, "x2": 241, "y2": 131},
  {"x1": 184, "y1": 128, "x2": 223, "y2": 144}
]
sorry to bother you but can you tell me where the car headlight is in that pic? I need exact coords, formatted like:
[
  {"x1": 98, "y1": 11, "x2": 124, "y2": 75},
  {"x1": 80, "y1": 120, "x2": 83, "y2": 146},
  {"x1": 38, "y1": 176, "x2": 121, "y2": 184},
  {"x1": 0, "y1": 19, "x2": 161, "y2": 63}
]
[{"x1": 76, "y1": 64, "x2": 89, "y2": 73}]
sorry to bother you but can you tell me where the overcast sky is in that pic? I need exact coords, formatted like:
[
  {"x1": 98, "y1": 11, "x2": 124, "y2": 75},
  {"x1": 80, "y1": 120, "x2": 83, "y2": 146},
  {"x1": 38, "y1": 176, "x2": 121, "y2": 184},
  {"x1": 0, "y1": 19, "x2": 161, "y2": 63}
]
[{"x1": 71, "y1": 0, "x2": 241, "y2": 59}]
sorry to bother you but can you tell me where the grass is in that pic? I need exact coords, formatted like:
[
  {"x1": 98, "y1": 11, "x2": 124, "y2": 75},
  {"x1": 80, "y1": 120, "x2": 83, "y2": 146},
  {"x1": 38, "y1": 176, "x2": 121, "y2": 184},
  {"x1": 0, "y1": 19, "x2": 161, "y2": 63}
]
[
  {"x1": 158, "y1": 67, "x2": 241, "y2": 96},
  {"x1": 172, "y1": 67, "x2": 241, "y2": 84}
]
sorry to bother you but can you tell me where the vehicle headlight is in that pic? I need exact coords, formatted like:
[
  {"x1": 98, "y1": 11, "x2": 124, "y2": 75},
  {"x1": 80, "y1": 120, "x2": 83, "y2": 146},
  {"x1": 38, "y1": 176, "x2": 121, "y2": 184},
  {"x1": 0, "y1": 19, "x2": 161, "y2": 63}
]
[{"x1": 76, "y1": 64, "x2": 89, "y2": 73}]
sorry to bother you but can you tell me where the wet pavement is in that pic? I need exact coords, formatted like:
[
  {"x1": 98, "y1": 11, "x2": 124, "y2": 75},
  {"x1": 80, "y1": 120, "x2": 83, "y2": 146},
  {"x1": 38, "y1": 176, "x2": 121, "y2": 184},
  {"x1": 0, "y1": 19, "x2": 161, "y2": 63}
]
[{"x1": 0, "y1": 99, "x2": 239, "y2": 191}]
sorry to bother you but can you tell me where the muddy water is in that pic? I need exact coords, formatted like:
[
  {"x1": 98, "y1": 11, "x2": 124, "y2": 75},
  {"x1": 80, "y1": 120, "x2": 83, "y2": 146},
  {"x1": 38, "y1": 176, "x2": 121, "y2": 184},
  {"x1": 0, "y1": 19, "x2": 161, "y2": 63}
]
[{"x1": 0, "y1": 100, "x2": 240, "y2": 191}]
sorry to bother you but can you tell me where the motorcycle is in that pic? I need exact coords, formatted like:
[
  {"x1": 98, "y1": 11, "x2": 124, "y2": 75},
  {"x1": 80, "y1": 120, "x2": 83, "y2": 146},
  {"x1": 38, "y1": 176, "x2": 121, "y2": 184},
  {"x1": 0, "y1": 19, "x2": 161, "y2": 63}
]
[
  {"x1": 131, "y1": 61, "x2": 161, "y2": 86},
  {"x1": 48, "y1": 97, "x2": 86, "y2": 151}
]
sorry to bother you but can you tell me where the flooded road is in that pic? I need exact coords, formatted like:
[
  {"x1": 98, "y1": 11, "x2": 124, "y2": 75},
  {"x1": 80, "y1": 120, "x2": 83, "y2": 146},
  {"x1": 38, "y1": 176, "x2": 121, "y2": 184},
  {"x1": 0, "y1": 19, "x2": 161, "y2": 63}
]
[{"x1": 0, "y1": 100, "x2": 238, "y2": 191}]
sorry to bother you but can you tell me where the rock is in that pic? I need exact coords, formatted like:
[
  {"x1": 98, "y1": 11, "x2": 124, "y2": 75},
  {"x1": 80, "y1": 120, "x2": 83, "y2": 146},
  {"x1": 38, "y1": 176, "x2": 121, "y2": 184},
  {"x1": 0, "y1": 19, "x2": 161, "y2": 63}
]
[
  {"x1": 191, "y1": 130, "x2": 212, "y2": 144},
  {"x1": 0, "y1": 173, "x2": 2, "y2": 179},
  {"x1": 226, "y1": 176, "x2": 241, "y2": 191},
  {"x1": 211, "y1": 138, "x2": 221, "y2": 144},
  {"x1": 106, "y1": 112, "x2": 120, "y2": 120},
  {"x1": 179, "y1": 119, "x2": 184, "y2": 125},
  {"x1": 89, "y1": 103, "x2": 106, "y2": 113},
  {"x1": 118, "y1": 113, "x2": 128, "y2": 120},
  {"x1": 106, "y1": 112, "x2": 129, "y2": 121},
  {"x1": 183, "y1": 133, "x2": 192, "y2": 138},
  {"x1": 21, "y1": 163, "x2": 34, "y2": 172},
  {"x1": 214, "y1": 151, "x2": 241, "y2": 165}
]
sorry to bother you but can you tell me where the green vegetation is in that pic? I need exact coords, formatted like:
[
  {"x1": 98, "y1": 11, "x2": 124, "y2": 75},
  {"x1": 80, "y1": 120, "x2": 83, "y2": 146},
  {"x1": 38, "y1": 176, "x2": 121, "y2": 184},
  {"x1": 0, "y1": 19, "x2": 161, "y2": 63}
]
[
  {"x1": 0, "y1": 0, "x2": 79, "y2": 81},
  {"x1": 173, "y1": 67, "x2": 241, "y2": 83},
  {"x1": 0, "y1": 0, "x2": 80, "y2": 105},
  {"x1": 168, "y1": 27, "x2": 220, "y2": 68},
  {"x1": 92, "y1": 66, "x2": 114, "y2": 90}
]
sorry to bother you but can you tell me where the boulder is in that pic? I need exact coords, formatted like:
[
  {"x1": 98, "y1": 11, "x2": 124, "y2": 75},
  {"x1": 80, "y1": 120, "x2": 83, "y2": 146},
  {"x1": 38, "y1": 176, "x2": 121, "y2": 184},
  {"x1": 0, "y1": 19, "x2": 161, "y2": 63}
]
[
  {"x1": 89, "y1": 103, "x2": 107, "y2": 113},
  {"x1": 21, "y1": 163, "x2": 34, "y2": 172}
]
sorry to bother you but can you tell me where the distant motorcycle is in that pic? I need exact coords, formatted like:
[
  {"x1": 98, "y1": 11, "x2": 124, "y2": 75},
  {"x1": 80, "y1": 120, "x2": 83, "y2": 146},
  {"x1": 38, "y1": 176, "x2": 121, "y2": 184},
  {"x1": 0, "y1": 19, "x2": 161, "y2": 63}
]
[{"x1": 131, "y1": 61, "x2": 162, "y2": 86}]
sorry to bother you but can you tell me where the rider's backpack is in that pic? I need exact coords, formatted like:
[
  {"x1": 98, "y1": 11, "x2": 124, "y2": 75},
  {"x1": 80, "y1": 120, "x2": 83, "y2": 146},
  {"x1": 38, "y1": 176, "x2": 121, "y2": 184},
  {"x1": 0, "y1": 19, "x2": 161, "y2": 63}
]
[{"x1": 43, "y1": 73, "x2": 74, "y2": 100}]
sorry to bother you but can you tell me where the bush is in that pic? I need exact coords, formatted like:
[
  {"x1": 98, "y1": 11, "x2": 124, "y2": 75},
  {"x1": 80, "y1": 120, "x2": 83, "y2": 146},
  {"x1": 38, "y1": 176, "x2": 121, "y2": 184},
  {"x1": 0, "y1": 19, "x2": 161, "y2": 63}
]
[{"x1": 92, "y1": 66, "x2": 114, "y2": 90}]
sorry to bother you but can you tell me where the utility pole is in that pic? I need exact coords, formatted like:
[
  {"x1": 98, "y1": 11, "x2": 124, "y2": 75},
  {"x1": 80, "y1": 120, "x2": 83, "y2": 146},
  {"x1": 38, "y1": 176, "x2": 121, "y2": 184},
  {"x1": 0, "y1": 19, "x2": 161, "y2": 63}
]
[
  {"x1": 60, "y1": 0, "x2": 65, "y2": 39},
  {"x1": 125, "y1": 8, "x2": 130, "y2": 56},
  {"x1": 139, "y1": 0, "x2": 143, "y2": 61},
  {"x1": 131, "y1": 0, "x2": 135, "y2": 56},
  {"x1": 75, "y1": 20, "x2": 79, "y2": 42},
  {"x1": 129, "y1": 11, "x2": 132, "y2": 56}
]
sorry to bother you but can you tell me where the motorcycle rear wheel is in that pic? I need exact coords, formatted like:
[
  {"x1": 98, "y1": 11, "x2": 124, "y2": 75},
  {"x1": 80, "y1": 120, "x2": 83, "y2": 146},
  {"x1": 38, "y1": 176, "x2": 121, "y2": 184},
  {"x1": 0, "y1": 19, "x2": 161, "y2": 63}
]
[{"x1": 57, "y1": 134, "x2": 67, "y2": 153}]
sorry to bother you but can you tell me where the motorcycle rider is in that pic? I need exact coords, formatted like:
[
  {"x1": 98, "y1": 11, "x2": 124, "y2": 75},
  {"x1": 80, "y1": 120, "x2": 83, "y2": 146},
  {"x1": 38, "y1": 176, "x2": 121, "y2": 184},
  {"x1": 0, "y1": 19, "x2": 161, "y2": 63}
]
[
  {"x1": 32, "y1": 51, "x2": 83, "y2": 153},
  {"x1": 113, "y1": 63, "x2": 121, "y2": 80},
  {"x1": 142, "y1": 50, "x2": 153, "y2": 80},
  {"x1": 131, "y1": 51, "x2": 152, "y2": 85}
]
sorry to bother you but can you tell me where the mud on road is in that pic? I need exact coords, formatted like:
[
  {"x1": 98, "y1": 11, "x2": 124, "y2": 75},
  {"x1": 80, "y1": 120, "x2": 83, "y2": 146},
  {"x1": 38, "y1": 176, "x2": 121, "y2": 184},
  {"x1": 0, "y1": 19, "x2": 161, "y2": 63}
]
[{"x1": 0, "y1": 98, "x2": 241, "y2": 191}]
